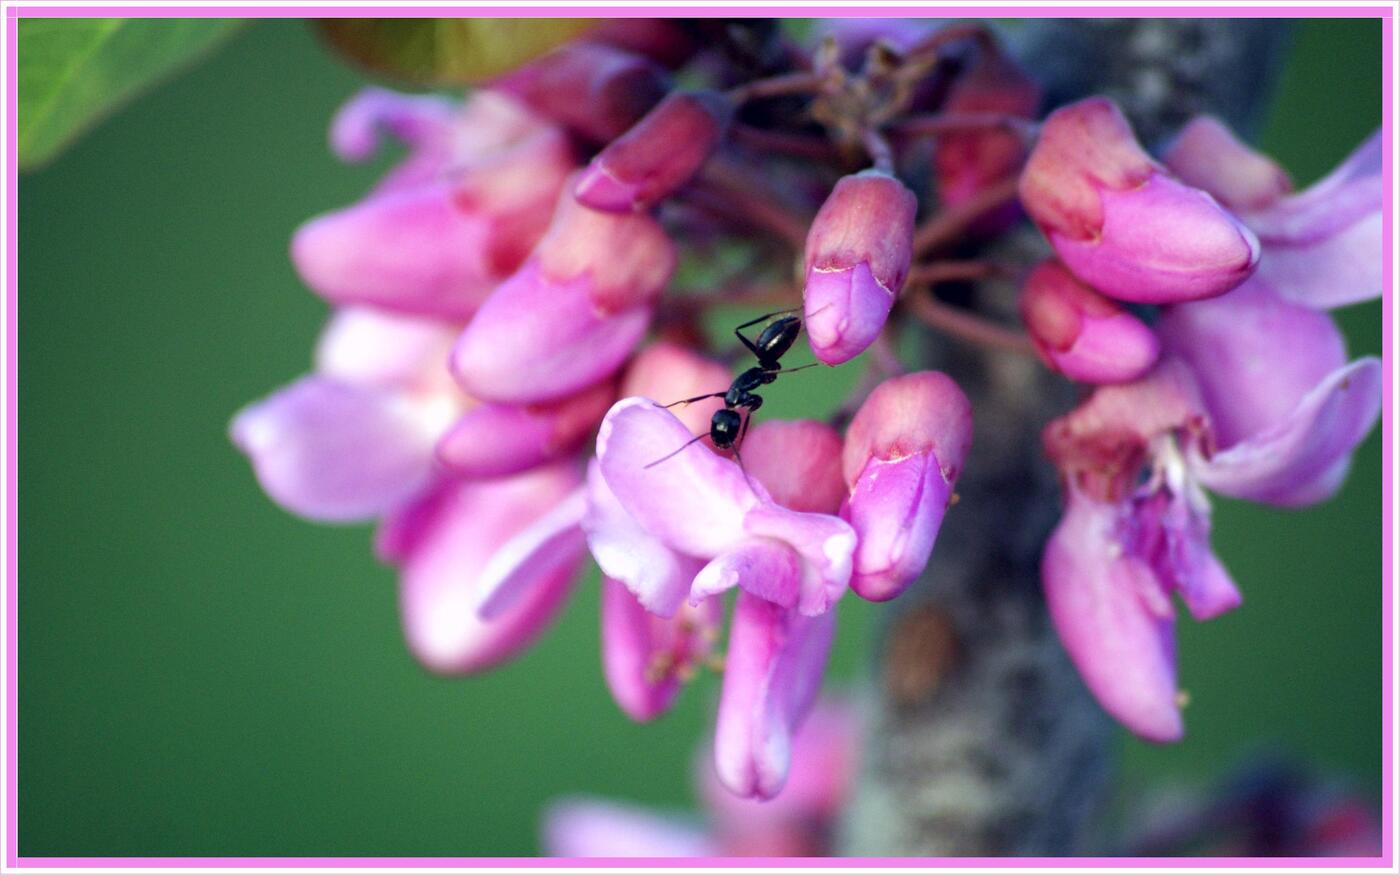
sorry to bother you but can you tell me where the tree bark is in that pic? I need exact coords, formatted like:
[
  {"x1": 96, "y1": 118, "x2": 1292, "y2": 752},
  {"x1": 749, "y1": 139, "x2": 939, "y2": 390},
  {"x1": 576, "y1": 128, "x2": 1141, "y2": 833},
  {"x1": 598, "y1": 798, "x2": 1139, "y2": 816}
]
[{"x1": 839, "y1": 18, "x2": 1293, "y2": 856}]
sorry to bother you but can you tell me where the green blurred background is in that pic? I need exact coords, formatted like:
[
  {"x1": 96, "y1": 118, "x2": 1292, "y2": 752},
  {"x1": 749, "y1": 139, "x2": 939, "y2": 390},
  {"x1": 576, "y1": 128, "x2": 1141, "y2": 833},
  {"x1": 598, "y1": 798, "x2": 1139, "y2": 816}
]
[{"x1": 19, "y1": 19, "x2": 1383, "y2": 856}]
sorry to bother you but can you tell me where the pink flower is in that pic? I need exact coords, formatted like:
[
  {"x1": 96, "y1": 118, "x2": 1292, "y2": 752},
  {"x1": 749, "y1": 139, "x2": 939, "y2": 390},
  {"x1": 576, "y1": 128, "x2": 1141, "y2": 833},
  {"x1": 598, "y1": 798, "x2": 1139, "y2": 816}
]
[
  {"x1": 386, "y1": 462, "x2": 587, "y2": 675},
  {"x1": 1042, "y1": 345, "x2": 1378, "y2": 740},
  {"x1": 803, "y1": 170, "x2": 918, "y2": 365},
  {"x1": 450, "y1": 186, "x2": 676, "y2": 404},
  {"x1": 543, "y1": 699, "x2": 861, "y2": 856},
  {"x1": 291, "y1": 89, "x2": 575, "y2": 320},
  {"x1": 490, "y1": 42, "x2": 669, "y2": 143},
  {"x1": 435, "y1": 378, "x2": 618, "y2": 478},
  {"x1": 1019, "y1": 259, "x2": 1160, "y2": 384},
  {"x1": 575, "y1": 90, "x2": 732, "y2": 212},
  {"x1": 230, "y1": 308, "x2": 465, "y2": 522},
  {"x1": 589, "y1": 399, "x2": 855, "y2": 617},
  {"x1": 1019, "y1": 97, "x2": 1259, "y2": 304},
  {"x1": 1164, "y1": 117, "x2": 1382, "y2": 309},
  {"x1": 841, "y1": 372, "x2": 973, "y2": 602}
]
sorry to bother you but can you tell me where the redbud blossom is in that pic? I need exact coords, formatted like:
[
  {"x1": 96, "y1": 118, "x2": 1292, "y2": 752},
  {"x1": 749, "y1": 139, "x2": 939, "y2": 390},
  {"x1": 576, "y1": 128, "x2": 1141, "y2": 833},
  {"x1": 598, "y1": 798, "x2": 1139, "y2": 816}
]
[
  {"x1": 592, "y1": 399, "x2": 855, "y2": 617},
  {"x1": 1020, "y1": 259, "x2": 1160, "y2": 383},
  {"x1": 451, "y1": 185, "x2": 676, "y2": 404},
  {"x1": 291, "y1": 91, "x2": 574, "y2": 320},
  {"x1": 575, "y1": 90, "x2": 733, "y2": 212},
  {"x1": 803, "y1": 170, "x2": 918, "y2": 365},
  {"x1": 491, "y1": 42, "x2": 669, "y2": 143},
  {"x1": 933, "y1": 41, "x2": 1040, "y2": 234},
  {"x1": 435, "y1": 379, "x2": 617, "y2": 478},
  {"x1": 1165, "y1": 118, "x2": 1382, "y2": 309},
  {"x1": 1019, "y1": 97, "x2": 1259, "y2": 304},
  {"x1": 841, "y1": 371, "x2": 973, "y2": 602},
  {"x1": 389, "y1": 464, "x2": 587, "y2": 674},
  {"x1": 230, "y1": 309, "x2": 464, "y2": 523}
]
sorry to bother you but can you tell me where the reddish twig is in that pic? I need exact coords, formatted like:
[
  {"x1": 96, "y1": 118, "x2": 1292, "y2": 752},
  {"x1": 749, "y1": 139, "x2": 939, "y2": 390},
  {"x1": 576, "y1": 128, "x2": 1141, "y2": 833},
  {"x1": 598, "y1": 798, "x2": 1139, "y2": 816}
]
[
  {"x1": 729, "y1": 124, "x2": 843, "y2": 162},
  {"x1": 726, "y1": 71, "x2": 824, "y2": 103},
  {"x1": 902, "y1": 290, "x2": 1035, "y2": 356},
  {"x1": 895, "y1": 112, "x2": 1039, "y2": 141},
  {"x1": 912, "y1": 176, "x2": 1022, "y2": 254}
]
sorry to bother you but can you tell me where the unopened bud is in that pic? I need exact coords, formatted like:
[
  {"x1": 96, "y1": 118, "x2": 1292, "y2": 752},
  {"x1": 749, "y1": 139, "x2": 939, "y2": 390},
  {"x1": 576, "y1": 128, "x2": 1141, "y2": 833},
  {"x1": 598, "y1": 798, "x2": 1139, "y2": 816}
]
[{"x1": 1020, "y1": 260, "x2": 1160, "y2": 384}]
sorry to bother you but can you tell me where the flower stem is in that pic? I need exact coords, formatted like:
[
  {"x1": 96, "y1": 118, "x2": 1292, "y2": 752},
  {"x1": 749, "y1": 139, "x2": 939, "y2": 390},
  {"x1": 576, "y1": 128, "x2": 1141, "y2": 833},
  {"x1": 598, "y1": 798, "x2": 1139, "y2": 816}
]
[
  {"x1": 906, "y1": 260, "x2": 1016, "y2": 286},
  {"x1": 902, "y1": 290, "x2": 1035, "y2": 356},
  {"x1": 726, "y1": 70, "x2": 823, "y2": 103},
  {"x1": 895, "y1": 112, "x2": 1039, "y2": 141},
  {"x1": 912, "y1": 176, "x2": 1021, "y2": 254},
  {"x1": 729, "y1": 124, "x2": 842, "y2": 162},
  {"x1": 861, "y1": 127, "x2": 896, "y2": 174}
]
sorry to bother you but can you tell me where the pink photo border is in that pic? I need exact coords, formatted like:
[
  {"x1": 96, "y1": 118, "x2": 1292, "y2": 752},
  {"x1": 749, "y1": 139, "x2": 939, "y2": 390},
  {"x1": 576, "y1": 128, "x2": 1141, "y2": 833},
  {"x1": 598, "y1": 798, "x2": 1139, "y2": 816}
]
[{"x1": 3, "y1": 3, "x2": 1394, "y2": 870}]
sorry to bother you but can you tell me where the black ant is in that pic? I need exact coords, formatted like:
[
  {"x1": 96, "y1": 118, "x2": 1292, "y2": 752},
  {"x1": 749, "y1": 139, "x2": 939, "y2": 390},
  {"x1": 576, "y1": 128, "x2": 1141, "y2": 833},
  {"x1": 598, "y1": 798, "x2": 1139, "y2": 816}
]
[{"x1": 645, "y1": 309, "x2": 817, "y2": 469}]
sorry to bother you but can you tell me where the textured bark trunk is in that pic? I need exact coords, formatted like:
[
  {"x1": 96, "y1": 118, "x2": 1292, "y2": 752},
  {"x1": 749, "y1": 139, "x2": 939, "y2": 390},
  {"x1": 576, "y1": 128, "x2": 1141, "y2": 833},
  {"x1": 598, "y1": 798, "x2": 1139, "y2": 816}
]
[{"x1": 839, "y1": 18, "x2": 1293, "y2": 856}]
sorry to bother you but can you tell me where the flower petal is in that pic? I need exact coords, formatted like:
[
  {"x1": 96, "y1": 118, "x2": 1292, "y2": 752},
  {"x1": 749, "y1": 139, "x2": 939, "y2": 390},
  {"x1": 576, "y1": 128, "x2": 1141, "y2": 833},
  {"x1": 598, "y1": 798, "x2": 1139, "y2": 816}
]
[
  {"x1": 474, "y1": 485, "x2": 588, "y2": 621},
  {"x1": 398, "y1": 466, "x2": 582, "y2": 674},
  {"x1": 291, "y1": 184, "x2": 504, "y2": 321},
  {"x1": 541, "y1": 797, "x2": 716, "y2": 857},
  {"x1": 1043, "y1": 492, "x2": 1183, "y2": 742},
  {"x1": 596, "y1": 398, "x2": 760, "y2": 557},
  {"x1": 741, "y1": 505, "x2": 855, "y2": 616},
  {"x1": 713, "y1": 592, "x2": 836, "y2": 800},
  {"x1": 451, "y1": 261, "x2": 652, "y2": 404},
  {"x1": 600, "y1": 578, "x2": 720, "y2": 721},
  {"x1": 229, "y1": 376, "x2": 443, "y2": 522},
  {"x1": 691, "y1": 540, "x2": 803, "y2": 609},
  {"x1": 436, "y1": 380, "x2": 615, "y2": 478},
  {"x1": 844, "y1": 452, "x2": 950, "y2": 603},
  {"x1": 314, "y1": 307, "x2": 462, "y2": 395},
  {"x1": 582, "y1": 460, "x2": 700, "y2": 618},
  {"x1": 1193, "y1": 357, "x2": 1381, "y2": 507}
]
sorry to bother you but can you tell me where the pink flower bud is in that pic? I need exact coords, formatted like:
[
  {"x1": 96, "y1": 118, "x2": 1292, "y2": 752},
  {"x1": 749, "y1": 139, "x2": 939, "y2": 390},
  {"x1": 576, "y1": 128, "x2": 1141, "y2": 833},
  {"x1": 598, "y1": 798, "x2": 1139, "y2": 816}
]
[
  {"x1": 1162, "y1": 116, "x2": 1292, "y2": 213},
  {"x1": 740, "y1": 420, "x2": 847, "y2": 515},
  {"x1": 436, "y1": 378, "x2": 617, "y2": 478},
  {"x1": 841, "y1": 372, "x2": 973, "y2": 602},
  {"x1": 933, "y1": 42, "x2": 1040, "y2": 234},
  {"x1": 803, "y1": 170, "x2": 917, "y2": 365},
  {"x1": 1020, "y1": 260, "x2": 1160, "y2": 384},
  {"x1": 1019, "y1": 97, "x2": 1259, "y2": 304},
  {"x1": 451, "y1": 185, "x2": 676, "y2": 404},
  {"x1": 490, "y1": 43, "x2": 669, "y2": 143},
  {"x1": 574, "y1": 90, "x2": 732, "y2": 212},
  {"x1": 586, "y1": 19, "x2": 699, "y2": 68},
  {"x1": 601, "y1": 578, "x2": 721, "y2": 721}
]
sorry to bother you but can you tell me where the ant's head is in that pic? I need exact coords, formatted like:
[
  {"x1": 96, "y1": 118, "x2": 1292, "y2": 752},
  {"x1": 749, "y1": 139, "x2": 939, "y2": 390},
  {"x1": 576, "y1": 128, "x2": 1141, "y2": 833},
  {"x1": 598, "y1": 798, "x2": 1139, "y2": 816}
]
[{"x1": 710, "y1": 408, "x2": 742, "y2": 449}]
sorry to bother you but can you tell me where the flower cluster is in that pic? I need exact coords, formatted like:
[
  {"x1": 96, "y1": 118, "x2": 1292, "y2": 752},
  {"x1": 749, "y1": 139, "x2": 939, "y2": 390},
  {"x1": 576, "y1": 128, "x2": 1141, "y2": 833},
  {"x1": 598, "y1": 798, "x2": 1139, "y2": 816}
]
[{"x1": 232, "y1": 18, "x2": 1381, "y2": 814}]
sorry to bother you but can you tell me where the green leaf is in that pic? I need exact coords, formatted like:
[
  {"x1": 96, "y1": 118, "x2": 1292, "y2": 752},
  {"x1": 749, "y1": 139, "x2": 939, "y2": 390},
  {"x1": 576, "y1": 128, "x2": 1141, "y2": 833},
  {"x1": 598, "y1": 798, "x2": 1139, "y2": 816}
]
[
  {"x1": 19, "y1": 18, "x2": 241, "y2": 170},
  {"x1": 317, "y1": 18, "x2": 596, "y2": 86}
]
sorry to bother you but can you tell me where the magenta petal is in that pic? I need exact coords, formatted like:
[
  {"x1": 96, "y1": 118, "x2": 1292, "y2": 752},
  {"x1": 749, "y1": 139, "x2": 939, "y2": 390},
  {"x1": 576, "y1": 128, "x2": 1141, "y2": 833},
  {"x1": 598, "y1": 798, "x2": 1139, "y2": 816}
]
[
  {"x1": 601, "y1": 578, "x2": 720, "y2": 721},
  {"x1": 541, "y1": 797, "x2": 716, "y2": 857},
  {"x1": 596, "y1": 398, "x2": 761, "y2": 557},
  {"x1": 714, "y1": 592, "x2": 836, "y2": 800},
  {"x1": 1159, "y1": 280, "x2": 1347, "y2": 449},
  {"x1": 803, "y1": 263, "x2": 895, "y2": 366},
  {"x1": 398, "y1": 466, "x2": 582, "y2": 674},
  {"x1": 474, "y1": 486, "x2": 588, "y2": 620},
  {"x1": 229, "y1": 376, "x2": 443, "y2": 522},
  {"x1": 1043, "y1": 493, "x2": 1183, "y2": 742},
  {"x1": 1049, "y1": 312, "x2": 1160, "y2": 384},
  {"x1": 741, "y1": 504, "x2": 855, "y2": 616},
  {"x1": 436, "y1": 380, "x2": 614, "y2": 478},
  {"x1": 582, "y1": 460, "x2": 701, "y2": 618},
  {"x1": 1051, "y1": 174, "x2": 1260, "y2": 304},
  {"x1": 844, "y1": 453, "x2": 950, "y2": 603},
  {"x1": 451, "y1": 261, "x2": 652, "y2": 404},
  {"x1": 329, "y1": 87, "x2": 455, "y2": 163},
  {"x1": 691, "y1": 540, "x2": 803, "y2": 609},
  {"x1": 1193, "y1": 357, "x2": 1381, "y2": 508},
  {"x1": 291, "y1": 184, "x2": 503, "y2": 321},
  {"x1": 313, "y1": 307, "x2": 460, "y2": 393}
]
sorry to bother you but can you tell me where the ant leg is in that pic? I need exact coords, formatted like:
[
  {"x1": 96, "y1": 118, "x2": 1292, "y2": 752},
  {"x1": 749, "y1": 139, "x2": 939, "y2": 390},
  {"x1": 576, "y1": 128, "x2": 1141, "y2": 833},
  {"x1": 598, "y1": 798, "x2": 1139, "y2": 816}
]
[
  {"x1": 657, "y1": 391, "x2": 727, "y2": 409},
  {"x1": 644, "y1": 432, "x2": 709, "y2": 469},
  {"x1": 770, "y1": 362, "x2": 821, "y2": 376},
  {"x1": 733, "y1": 307, "x2": 803, "y2": 358}
]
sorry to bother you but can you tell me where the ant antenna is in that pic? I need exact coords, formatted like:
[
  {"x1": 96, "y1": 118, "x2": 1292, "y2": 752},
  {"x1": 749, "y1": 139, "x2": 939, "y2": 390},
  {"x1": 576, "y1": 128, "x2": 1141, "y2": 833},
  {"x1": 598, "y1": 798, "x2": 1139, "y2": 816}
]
[{"x1": 644, "y1": 433, "x2": 708, "y2": 469}]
